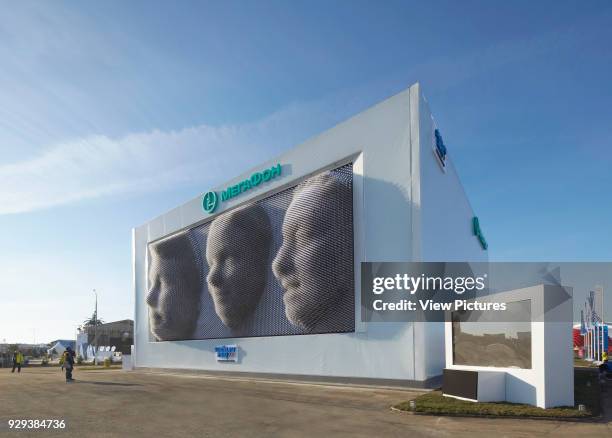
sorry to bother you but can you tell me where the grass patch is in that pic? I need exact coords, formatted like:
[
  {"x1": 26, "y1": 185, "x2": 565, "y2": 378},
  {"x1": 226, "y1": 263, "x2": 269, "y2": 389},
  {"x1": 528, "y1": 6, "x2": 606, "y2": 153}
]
[
  {"x1": 394, "y1": 368, "x2": 601, "y2": 419},
  {"x1": 24, "y1": 363, "x2": 122, "y2": 370},
  {"x1": 76, "y1": 364, "x2": 122, "y2": 371},
  {"x1": 574, "y1": 357, "x2": 598, "y2": 368},
  {"x1": 394, "y1": 391, "x2": 591, "y2": 418}
]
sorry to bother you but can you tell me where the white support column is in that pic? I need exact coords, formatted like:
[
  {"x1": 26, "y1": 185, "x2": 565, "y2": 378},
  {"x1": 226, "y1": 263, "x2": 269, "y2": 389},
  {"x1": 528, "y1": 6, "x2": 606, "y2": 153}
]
[
  {"x1": 598, "y1": 326, "x2": 602, "y2": 361},
  {"x1": 586, "y1": 331, "x2": 590, "y2": 360},
  {"x1": 596, "y1": 327, "x2": 599, "y2": 361}
]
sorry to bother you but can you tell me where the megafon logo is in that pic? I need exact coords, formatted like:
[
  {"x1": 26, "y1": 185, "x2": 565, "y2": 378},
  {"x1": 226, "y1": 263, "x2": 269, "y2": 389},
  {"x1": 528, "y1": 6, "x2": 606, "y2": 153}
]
[
  {"x1": 201, "y1": 164, "x2": 283, "y2": 214},
  {"x1": 202, "y1": 191, "x2": 219, "y2": 214},
  {"x1": 472, "y1": 216, "x2": 488, "y2": 250}
]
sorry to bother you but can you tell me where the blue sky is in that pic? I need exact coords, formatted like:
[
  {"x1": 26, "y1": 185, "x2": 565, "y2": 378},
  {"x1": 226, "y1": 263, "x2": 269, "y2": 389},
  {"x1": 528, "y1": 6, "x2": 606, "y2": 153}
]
[{"x1": 1, "y1": 1, "x2": 611, "y2": 343}]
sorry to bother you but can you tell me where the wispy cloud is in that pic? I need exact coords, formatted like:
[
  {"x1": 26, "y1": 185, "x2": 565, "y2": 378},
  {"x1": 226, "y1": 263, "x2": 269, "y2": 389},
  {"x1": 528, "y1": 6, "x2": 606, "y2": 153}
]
[
  {"x1": 0, "y1": 95, "x2": 357, "y2": 215},
  {"x1": 0, "y1": 122, "x2": 261, "y2": 214}
]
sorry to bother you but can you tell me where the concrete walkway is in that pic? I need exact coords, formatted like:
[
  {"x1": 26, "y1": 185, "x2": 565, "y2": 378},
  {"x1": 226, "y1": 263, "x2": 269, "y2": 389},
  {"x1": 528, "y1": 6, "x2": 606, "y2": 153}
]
[{"x1": 0, "y1": 367, "x2": 609, "y2": 437}]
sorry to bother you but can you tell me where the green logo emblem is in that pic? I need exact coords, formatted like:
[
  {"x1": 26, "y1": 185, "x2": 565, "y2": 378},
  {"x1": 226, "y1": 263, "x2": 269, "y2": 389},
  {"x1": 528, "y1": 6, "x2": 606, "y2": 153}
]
[
  {"x1": 472, "y1": 216, "x2": 488, "y2": 250},
  {"x1": 201, "y1": 163, "x2": 283, "y2": 214},
  {"x1": 202, "y1": 191, "x2": 219, "y2": 213}
]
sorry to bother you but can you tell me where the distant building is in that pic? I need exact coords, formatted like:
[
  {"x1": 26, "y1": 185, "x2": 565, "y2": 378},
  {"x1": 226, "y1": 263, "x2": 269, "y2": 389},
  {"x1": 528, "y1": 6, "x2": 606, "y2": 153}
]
[
  {"x1": 79, "y1": 319, "x2": 134, "y2": 354},
  {"x1": 573, "y1": 322, "x2": 612, "y2": 352},
  {"x1": 0, "y1": 343, "x2": 48, "y2": 352},
  {"x1": 48, "y1": 339, "x2": 76, "y2": 348}
]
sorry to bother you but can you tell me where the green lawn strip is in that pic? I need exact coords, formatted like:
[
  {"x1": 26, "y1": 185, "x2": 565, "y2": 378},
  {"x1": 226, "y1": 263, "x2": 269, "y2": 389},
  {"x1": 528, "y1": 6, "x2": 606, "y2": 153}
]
[
  {"x1": 25, "y1": 363, "x2": 122, "y2": 370},
  {"x1": 574, "y1": 358, "x2": 598, "y2": 368},
  {"x1": 75, "y1": 365, "x2": 122, "y2": 371},
  {"x1": 394, "y1": 391, "x2": 592, "y2": 418},
  {"x1": 394, "y1": 368, "x2": 602, "y2": 419}
]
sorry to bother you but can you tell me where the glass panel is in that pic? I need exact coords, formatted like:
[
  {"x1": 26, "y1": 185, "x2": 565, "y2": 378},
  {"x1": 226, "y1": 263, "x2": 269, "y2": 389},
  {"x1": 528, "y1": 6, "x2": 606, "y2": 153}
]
[{"x1": 452, "y1": 299, "x2": 532, "y2": 369}]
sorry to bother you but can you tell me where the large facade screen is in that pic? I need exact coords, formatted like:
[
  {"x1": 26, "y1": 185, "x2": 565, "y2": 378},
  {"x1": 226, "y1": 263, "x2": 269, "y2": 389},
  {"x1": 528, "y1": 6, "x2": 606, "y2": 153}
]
[{"x1": 146, "y1": 164, "x2": 355, "y2": 341}]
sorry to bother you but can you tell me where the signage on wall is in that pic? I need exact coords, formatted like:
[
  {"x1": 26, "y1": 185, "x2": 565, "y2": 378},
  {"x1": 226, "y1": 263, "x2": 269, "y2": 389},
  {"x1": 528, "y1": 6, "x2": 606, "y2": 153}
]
[
  {"x1": 214, "y1": 345, "x2": 238, "y2": 362},
  {"x1": 433, "y1": 129, "x2": 447, "y2": 170},
  {"x1": 202, "y1": 163, "x2": 283, "y2": 213},
  {"x1": 202, "y1": 191, "x2": 219, "y2": 214},
  {"x1": 472, "y1": 216, "x2": 488, "y2": 250}
]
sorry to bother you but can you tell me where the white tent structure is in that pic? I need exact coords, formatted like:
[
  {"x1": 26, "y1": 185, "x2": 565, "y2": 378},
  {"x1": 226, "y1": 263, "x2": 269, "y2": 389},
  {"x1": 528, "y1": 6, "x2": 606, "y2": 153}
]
[
  {"x1": 47, "y1": 342, "x2": 67, "y2": 357},
  {"x1": 96, "y1": 346, "x2": 113, "y2": 363}
]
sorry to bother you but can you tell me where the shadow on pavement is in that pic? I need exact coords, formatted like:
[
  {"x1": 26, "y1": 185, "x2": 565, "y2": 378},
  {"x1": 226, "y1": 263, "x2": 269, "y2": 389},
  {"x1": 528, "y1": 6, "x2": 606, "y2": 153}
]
[
  {"x1": 73, "y1": 381, "x2": 142, "y2": 387},
  {"x1": 601, "y1": 380, "x2": 611, "y2": 423}
]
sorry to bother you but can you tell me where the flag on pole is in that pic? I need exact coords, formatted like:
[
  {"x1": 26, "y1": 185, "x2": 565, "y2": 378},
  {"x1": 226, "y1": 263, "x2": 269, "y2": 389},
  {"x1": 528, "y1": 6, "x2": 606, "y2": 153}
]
[
  {"x1": 589, "y1": 290, "x2": 602, "y2": 324},
  {"x1": 585, "y1": 303, "x2": 591, "y2": 330},
  {"x1": 594, "y1": 286, "x2": 604, "y2": 324}
]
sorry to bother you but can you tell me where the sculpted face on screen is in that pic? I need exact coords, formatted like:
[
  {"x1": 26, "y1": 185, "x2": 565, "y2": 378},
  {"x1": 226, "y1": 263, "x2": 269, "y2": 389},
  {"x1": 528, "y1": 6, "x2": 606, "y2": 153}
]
[
  {"x1": 146, "y1": 232, "x2": 202, "y2": 341},
  {"x1": 272, "y1": 171, "x2": 353, "y2": 331},
  {"x1": 206, "y1": 204, "x2": 272, "y2": 329}
]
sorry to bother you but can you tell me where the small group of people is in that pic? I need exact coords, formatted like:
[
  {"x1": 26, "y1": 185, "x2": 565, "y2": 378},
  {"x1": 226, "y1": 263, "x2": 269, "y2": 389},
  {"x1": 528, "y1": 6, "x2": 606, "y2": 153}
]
[{"x1": 10, "y1": 347, "x2": 75, "y2": 383}]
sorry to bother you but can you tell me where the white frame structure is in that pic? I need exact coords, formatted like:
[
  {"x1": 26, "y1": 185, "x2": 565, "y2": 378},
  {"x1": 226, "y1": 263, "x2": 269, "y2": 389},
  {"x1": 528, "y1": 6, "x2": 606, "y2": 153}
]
[{"x1": 444, "y1": 284, "x2": 573, "y2": 408}]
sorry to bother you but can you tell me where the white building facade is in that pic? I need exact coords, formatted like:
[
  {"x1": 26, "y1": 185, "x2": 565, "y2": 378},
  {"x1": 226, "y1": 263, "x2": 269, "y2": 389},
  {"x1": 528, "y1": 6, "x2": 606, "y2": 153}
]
[{"x1": 132, "y1": 83, "x2": 487, "y2": 386}]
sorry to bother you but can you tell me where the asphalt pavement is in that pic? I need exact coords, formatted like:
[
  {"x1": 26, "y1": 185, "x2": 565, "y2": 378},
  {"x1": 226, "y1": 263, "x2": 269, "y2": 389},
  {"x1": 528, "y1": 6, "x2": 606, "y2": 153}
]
[{"x1": 0, "y1": 367, "x2": 610, "y2": 437}]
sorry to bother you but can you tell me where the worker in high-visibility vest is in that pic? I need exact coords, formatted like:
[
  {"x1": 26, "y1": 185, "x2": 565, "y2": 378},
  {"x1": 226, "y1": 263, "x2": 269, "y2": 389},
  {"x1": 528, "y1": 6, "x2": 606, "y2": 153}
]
[
  {"x1": 11, "y1": 350, "x2": 24, "y2": 373},
  {"x1": 60, "y1": 347, "x2": 75, "y2": 383}
]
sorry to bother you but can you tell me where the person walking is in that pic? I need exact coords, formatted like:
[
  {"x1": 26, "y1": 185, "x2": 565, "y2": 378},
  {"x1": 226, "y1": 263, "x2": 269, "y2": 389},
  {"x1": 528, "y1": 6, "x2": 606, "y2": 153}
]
[
  {"x1": 11, "y1": 350, "x2": 24, "y2": 373},
  {"x1": 61, "y1": 347, "x2": 75, "y2": 382}
]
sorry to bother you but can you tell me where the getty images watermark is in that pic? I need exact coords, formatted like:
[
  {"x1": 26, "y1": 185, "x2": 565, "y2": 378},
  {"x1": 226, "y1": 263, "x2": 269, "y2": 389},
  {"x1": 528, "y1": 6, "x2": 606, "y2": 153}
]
[{"x1": 360, "y1": 262, "x2": 610, "y2": 323}]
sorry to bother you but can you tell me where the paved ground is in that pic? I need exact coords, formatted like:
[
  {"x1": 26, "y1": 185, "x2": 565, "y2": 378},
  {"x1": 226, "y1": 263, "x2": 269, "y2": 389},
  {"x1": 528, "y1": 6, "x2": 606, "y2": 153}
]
[{"x1": 0, "y1": 367, "x2": 610, "y2": 437}]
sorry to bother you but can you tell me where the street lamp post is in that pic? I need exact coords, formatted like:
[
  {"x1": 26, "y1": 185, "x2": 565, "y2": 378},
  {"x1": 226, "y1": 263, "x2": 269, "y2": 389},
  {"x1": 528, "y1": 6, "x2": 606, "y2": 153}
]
[{"x1": 93, "y1": 289, "x2": 98, "y2": 365}]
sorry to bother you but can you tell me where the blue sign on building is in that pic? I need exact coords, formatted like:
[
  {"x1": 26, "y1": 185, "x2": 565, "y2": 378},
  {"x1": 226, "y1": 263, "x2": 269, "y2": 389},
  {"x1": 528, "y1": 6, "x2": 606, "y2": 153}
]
[
  {"x1": 434, "y1": 129, "x2": 447, "y2": 168},
  {"x1": 214, "y1": 345, "x2": 238, "y2": 362}
]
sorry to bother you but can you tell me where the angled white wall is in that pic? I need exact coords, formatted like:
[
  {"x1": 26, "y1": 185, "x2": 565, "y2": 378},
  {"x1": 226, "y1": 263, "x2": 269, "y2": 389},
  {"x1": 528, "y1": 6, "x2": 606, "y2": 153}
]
[{"x1": 412, "y1": 88, "x2": 489, "y2": 381}]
